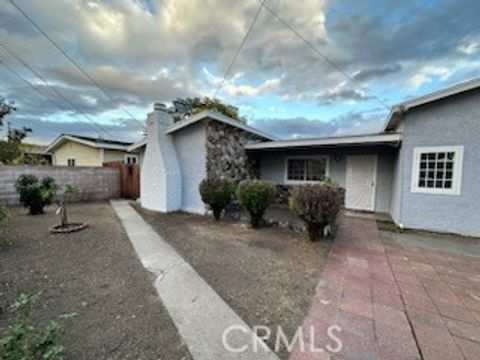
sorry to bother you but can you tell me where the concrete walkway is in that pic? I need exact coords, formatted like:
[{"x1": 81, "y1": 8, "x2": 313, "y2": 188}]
[
  {"x1": 111, "y1": 200, "x2": 279, "y2": 360},
  {"x1": 291, "y1": 216, "x2": 480, "y2": 360}
]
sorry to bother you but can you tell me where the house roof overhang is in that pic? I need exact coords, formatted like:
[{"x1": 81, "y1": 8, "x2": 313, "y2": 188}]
[
  {"x1": 127, "y1": 138, "x2": 147, "y2": 152},
  {"x1": 382, "y1": 77, "x2": 480, "y2": 131},
  {"x1": 165, "y1": 110, "x2": 277, "y2": 141},
  {"x1": 45, "y1": 134, "x2": 131, "y2": 153},
  {"x1": 245, "y1": 133, "x2": 402, "y2": 151}
]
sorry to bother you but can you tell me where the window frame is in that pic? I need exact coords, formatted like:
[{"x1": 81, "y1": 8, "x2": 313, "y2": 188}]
[
  {"x1": 411, "y1": 145, "x2": 464, "y2": 196},
  {"x1": 67, "y1": 158, "x2": 76, "y2": 167},
  {"x1": 124, "y1": 154, "x2": 139, "y2": 165},
  {"x1": 284, "y1": 155, "x2": 330, "y2": 184}
]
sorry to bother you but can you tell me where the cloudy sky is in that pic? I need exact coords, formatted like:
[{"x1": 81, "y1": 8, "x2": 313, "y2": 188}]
[{"x1": 1, "y1": 0, "x2": 479, "y2": 144}]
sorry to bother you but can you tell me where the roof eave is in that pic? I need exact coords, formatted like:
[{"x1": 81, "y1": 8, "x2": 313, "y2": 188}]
[
  {"x1": 127, "y1": 138, "x2": 147, "y2": 152},
  {"x1": 383, "y1": 77, "x2": 480, "y2": 131},
  {"x1": 245, "y1": 133, "x2": 402, "y2": 151},
  {"x1": 45, "y1": 135, "x2": 130, "y2": 153},
  {"x1": 165, "y1": 110, "x2": 278, "y2": 141}
]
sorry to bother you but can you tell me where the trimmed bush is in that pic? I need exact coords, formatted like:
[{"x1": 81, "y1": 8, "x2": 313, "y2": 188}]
[
  {"x1": 15, "y1": 174, "x2": 58, "y2": 215},
  {"x1": 199, "y1": 178, "x2": 235, "y2": 220},
  {"x1": 236, "y1": 180, "x2": 276, "y2": 228},
  {"x1": 289, "y1": 183, "x2": 342, "y2": 241}
]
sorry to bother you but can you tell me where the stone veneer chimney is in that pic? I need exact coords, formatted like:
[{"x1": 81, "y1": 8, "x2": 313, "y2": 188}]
[{"x1": 140, "y1": 103, "x2": 181, "y2": 212}]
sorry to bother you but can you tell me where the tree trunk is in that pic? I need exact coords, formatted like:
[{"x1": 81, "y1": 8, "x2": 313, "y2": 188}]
[
  {"x1": 250, "y1": 212, "x2": 264, "y2": 228},
  {"x1": 212, "y1": 207, "x2": 222, "y2": 220},
  {"x1": 306, "y1": 223, "x2": 320, "y2": 241},
  {"x1": 61, "y1": 202, "x2": 68, "y2": 227}
]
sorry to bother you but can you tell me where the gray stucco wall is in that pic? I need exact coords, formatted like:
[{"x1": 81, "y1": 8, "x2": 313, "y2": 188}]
[
  {"x1": 173, "y1": 122, "x2": 207, "y2": 213},
  {"x1": 257, "y1": 146, "x2": 396, "y2": 213},
  {"x1": 395, "y1": 90, "x2": 480, "y2": 237}
]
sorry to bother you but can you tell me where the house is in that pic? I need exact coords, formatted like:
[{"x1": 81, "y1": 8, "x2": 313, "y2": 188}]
[
  {"x1": 45, "y1": 134, "x2": 141, "y2": 167},
  {"x1": 140, "y1": 104, "x2": 273, "y2": 213},
  {"x1": 22, "y1": 144, "x2": 53, "y2": 165},
  {"x1": 141, "y1": 78, "x2": 480, "y2": 237}
]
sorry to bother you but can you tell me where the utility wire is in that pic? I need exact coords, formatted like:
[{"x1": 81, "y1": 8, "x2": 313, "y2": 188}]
[
  {"x1": 9, "y1": 0, "x2": 146, "y2": 130},
  {"x1": 0, "y1": 57, "x2": 100, "y2": 137},
  {"x1": 0, "y1": 60, "x2": 67, "y2": 136},
  {"x1": 213, "y1": 0, "x2": 265, "y2": 98},
  {"x1": 0, "y1": 55, "x2": 98, "y2": 133},
  {"x1": 260, "y1": 1, "x2": 390, "y2": 110},
  {"x1": 0, "y1": 42, "x2": 117, "y2": 140}
]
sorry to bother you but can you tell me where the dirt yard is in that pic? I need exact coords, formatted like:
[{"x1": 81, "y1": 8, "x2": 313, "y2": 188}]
[
  {"x1": 0, "y1": 202, "x2": 192, "y2": 360},
  {"x1": 133, "y1": 204, "x2": 330, "y2": 358}
]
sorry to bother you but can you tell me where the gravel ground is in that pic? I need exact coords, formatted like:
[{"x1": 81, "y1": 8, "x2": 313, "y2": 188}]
[
  {"x1": 0, "y1": 202, "x2": 192, "y2": 360},
  {"x1": 133, "y1": 204, "x2": 330, "y2": 359}
]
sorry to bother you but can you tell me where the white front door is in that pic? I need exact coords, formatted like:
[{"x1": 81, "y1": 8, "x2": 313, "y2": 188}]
[{"x1": 345, "y1": 155, "x2": 377, "y2": 211}]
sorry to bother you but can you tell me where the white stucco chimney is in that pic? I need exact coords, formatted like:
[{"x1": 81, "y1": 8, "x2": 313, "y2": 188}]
[{"x1": 140, "y1": 103, "x2": 182, "y2": 212}]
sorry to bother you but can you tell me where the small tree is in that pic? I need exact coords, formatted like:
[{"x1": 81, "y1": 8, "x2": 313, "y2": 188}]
[
  {"x1": 58, "y1": 185, "x2": 79, "y2": 227},
  {"x1": 236, "y1": 180, "x2": 276, "y2": 228},
  {"x1": 289, "y1": 183, "x2": 342, "y2": 241},
  {"x1": 15, "y1": 175, "x2": 58, "y2": 215},
  {"x1": 0, "y1": 293, "x2": 77, "y2": 360},
  {"x1": 0, "y1": 97, "x2": 16, "y2": 126},
  {"x1": 199, "y1": 178, "x2": 234, "y2": 220},
  {"x1": 172, "y1": 97, "x2": 244, "y2": 123}
]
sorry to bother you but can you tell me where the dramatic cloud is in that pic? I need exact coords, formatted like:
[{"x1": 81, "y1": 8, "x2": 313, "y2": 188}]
[
  {"x1": 317, "y1": 87, "x2": 373, "y2": 105},
  {"x1": 251, "y1": 108, "x2": 385, "y2": 139},
  {"x1": 2, "y1": 115, "x2": 143, "y2": 145},
  {"x1": 0, "y1": 0, "x2": 479, "y2": 143}
]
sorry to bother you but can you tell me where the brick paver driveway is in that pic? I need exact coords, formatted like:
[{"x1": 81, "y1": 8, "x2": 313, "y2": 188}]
[{"x1": 291, "y1": 216, "x2": 480, "y2": 360}]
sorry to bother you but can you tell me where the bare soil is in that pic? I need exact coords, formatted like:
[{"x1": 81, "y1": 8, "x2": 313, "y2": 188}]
[
  {"x1": 0, "y1": 202, "x2": 192, "y2": 360},
  {"x1": 133, "y1": 204, "x2": 330, "y2": 359}
]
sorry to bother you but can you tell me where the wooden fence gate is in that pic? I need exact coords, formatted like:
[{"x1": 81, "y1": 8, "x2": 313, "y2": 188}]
[{"x1": 104, "y1": 162, "x2": 140, "y2": 199}]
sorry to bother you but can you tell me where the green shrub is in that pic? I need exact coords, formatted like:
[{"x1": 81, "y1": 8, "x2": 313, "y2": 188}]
[
  {"x1": 0, "y1": 293, "x2": 77, "y2": 360},
  {"x1": 0, "y1": 206, "x2": 8, "y2": 222},
  {"x1": 289, "y1": 183, "x2": 342, "y2": 241},
  {"x1": 15, "y1": 175, "x2": 58, "y2": 215},
  {"x1": 0, "y1": 206, "x2": 10, "y2": 249},
  {"x1": 199, "y1": 178, "x2": 234, "y2": 220},
  {"x1": 236, "y1": 180, "x2": 276, "y2": 228}
]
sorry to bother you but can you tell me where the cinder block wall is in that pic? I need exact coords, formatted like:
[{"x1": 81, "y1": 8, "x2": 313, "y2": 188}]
[{"x1": 0, "y1": 165, "x2": 121, "y2": 205}]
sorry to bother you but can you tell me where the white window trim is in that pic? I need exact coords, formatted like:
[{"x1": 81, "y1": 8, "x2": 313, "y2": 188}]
[
  {"x1": 411, "y1": 145, "x2": 464, "y2": 196},
  {"x1": 124, "y1": 154, "x2": 139, "y2": 165},
  {"x1": 67, "y1": 157, "x2": 76, "y2": 167},
  {"x1": 284, "y1": 155, "x2": 330, "y2": 185}
]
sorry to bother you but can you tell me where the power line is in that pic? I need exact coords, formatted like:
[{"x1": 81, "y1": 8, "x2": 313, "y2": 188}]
[
  {"x1": 0, "y1": 57, "x2": 99, "y2": 135},
  {"x1": 213, "y1": 0, "x2": 265, "y2": 98},
  {"x1": 0, "y1": 58, "x2": 93, "y2": 138},
  {"x1": 0, "y1": 42, "x2": 117, "y2": 139},
  {"x1": 9, "y1": 0, "x2": 146, "y2": 130},
  {"x1": 260, "y1": 1, "x2": 390, "y2": 110}
]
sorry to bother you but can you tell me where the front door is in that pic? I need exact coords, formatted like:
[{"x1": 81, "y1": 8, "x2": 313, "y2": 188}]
[{"x1": 345, "y1": 155, "x2": 377, "y2": 211}]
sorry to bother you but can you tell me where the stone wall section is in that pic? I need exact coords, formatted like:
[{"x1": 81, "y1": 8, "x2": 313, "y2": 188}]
[{"x1": 205, "y1": 121, "x2": 264, "y2": 181}]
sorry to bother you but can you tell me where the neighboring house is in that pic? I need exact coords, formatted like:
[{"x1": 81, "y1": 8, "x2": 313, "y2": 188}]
[
  {"x1": 46, "y1": 134, "x2": 140, "y2": 167},
  {"x1": 23, "y1": 144, "x2": 52, "y2": 165},
  {"x1": 126, "y1": 138, "x2": 147, "y2": 166},
  {"x1": 141, "y1": 78, "x2": 480, "y2": 237}
]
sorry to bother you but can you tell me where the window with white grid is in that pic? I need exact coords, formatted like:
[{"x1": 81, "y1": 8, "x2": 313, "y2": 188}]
[
  {"x1": 285, "y1": 157, "x2": 328, "y2": 183},
  {"x1": 411, "y1": 146, "x2": 463, "y2": 195}
]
